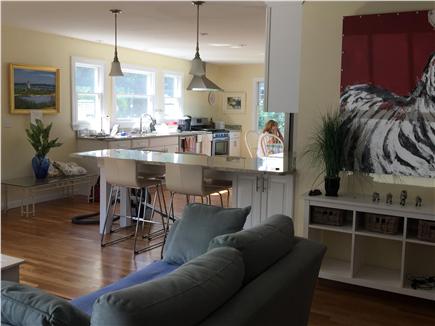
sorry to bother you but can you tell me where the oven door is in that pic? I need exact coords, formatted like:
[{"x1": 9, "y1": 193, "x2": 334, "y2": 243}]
[{"x1": 212, "y1": 138, "x2": 229, "y2": 156}]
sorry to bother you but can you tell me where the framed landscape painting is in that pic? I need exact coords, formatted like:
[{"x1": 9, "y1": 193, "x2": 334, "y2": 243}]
[
  {"x1": 9, "y1": 64, "x2": 60, "y2": 114},
  {"x1": 223, "y1": 92, "x2": 245, "y2": 113}
]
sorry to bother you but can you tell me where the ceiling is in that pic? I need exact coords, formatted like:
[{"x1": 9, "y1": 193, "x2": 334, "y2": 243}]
[{"x1": 2, "y1": 1, "x2": 267, "y2": 64}]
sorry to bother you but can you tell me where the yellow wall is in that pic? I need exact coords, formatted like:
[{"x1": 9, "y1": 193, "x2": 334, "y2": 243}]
[
  {"x1": 293, "y1": 1, "x2": 435, "y2": 235},
  {"x1": 208, "y1": 64, "x2": 264, "y2": 158},
  {"x1": 1, "y1": 26, "x2": 215, "y2": 180}
]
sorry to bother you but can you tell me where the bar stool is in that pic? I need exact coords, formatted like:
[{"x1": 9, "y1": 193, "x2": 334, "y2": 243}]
[
  {"x1": 175, "y1": 152, "x2": 232, "y2": 206},
  {"x1": 100, "y1": 159, "x2": 168, "y2": 255},
  {"x1": 164, "y1": 163, "x2": 228, "y2": 215}
]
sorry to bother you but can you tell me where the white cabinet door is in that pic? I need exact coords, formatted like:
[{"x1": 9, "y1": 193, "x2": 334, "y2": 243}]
[
  {"x1": 264, "y1": 2, "x2": 302, "y2": 113},
  {"x1": 108, "y1": 140, "x2": 132, "y2": 149},
  {"x1": 234, "y1": 174, "x2": 262, "y2": 229},
  {"x1": 263, "y1": 174, "x2": 294, "y2": 219},
  {"x1": 165, "y1": 144, "x2": 178, "y2": 153}
]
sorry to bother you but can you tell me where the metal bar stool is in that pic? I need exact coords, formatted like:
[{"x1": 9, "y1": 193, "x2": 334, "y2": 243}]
[
  {"x1": 100, "y1": 159, "x2": 168, "y2": 255},
  {"x1": 175, "y1": 152, "x2": 231, "y2": 206}
]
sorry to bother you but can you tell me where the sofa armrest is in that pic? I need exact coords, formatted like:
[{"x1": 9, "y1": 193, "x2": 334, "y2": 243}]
[{"x1": 199, "y1": 237, "x2": 326, "y2": 326}]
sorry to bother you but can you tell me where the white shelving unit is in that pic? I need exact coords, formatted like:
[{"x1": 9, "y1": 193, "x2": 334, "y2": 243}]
[{"x1": 304, "y1": 194, "x2": 435, "y2": 301}]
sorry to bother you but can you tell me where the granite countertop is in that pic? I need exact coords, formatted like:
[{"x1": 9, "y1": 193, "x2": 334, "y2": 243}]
[
  {"x1": 72, "y1": 149, "x2": 294, "y2": 175},
  {"x1": 77, "y1": 130, "x2": 210, "y2": 141}
]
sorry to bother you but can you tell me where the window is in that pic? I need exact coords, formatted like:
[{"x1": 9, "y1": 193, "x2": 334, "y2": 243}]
[
  {"x1": 163, "y1": 73, "x2": 183, "y2": 119},
  {"x1": 113, "y1": 66, "x2": 155, "y2": 121},
  {"x1": 71, "y1": 57, "x2": 105, "y2": 130},
  {"x1": 255, "y1": 80, "x2": 285, "y2": 132}
]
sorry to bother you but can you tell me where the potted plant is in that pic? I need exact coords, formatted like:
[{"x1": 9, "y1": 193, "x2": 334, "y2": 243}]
[
  {"x1": 304, "y1": 110, "x2": 345, "y2": 196},
  {"x1": 26, "y1": 119, "x2": 62, "y2": 179}
]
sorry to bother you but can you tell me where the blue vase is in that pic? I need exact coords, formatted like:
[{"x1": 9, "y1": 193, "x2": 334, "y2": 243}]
[{"x1": 32, "y1": 155, "x2": 49, "y2": 179}]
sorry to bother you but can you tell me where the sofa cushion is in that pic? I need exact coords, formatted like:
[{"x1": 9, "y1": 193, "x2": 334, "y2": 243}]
[
  {"x1": 91, "y1": 247, "x2": 244, "y2": 326},
  {"x1": 208, "y1": 214, "x2": 294, "y2": 283},
  {"x1": 162, "y1": 219, "x2": 180, "y2": 256},
  {"x1": 70, "y1": 260, "x2": 179, "y2": 315},
  {"x1": 1, "y1": 281, "x2": 90, "y2": 326},
  {"x1": 163, "y1": 204, "x2": 250, "y2": 265}
]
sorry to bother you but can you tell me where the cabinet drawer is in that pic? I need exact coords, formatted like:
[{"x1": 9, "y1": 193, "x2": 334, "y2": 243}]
[
  {"x1": 131, "y1": 139, "x2": 150, "y2": 149},
  {"x1": 109, "y1": 140, "x2": 131, "y2": 149},
  {"x1": 149, "y1": 136, "x2": 178, "y2": 147}
]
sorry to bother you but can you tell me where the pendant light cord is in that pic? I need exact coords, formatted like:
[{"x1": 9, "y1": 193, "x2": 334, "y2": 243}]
[
  {"x1": 114, "y1": 12, "x2": 118, "y2": 60},
  {"x1": 195, "y1": 3, "x2": 200, "y2": 55}
]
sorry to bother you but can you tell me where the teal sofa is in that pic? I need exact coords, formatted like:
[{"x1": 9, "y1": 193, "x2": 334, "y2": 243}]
[{"x1": 2, "y1": 213, "x2": 326, "y2": 326}]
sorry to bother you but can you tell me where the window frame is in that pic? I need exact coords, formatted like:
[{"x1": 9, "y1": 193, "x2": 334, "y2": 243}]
[
  {"x1": 252, "y1": 77, "x2": 264, "y2": 131},
  {"x1": 162, "y1": 71, "x2": 184, "y2": 119},
  {"x1": 71, "y1": 56, "x2": 106, "y2": 130},
  {"x1": 112, "y1": 64, "x2": 156, "y2": 124}
]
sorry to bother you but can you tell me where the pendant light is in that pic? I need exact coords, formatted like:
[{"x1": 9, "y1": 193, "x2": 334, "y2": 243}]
[
  {"x1": 109, "y1": 9, "x2": 124, "y2": 77},
  {"x1": 187, "y1": 1, "x2": 223, "y2": 92}
]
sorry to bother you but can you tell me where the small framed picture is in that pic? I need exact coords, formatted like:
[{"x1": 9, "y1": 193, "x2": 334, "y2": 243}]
[
  {"x1": 9, "y1": 63, "x2": 60, "y2": 114},
  {"x1": 223, "y1": 92, "x2": 245, "y2": 113}
]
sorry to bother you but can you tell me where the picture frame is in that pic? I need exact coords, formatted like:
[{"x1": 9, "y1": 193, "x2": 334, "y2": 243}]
[
  {"x1": 222, "y1": 92, "x2": 245, "y2": 113},
  {"x1": 9, "y1": 63, "x2": 60, "y2": 114}
]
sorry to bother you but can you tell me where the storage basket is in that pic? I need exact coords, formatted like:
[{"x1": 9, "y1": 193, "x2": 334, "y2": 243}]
[
  {"x1": 311, "y1": 207, "x2": 345, "y2": 226},
  {"x1": 364, "y1": 213, "x2": 400, "y2": 235},
  {"x1": 417, "y1": 220, "x2": 435, "y2": 243}
]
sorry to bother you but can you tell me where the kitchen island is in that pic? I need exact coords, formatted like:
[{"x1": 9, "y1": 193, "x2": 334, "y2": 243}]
[{"x1": 73, "y1": 149, "x2": 295, "y2": 232}]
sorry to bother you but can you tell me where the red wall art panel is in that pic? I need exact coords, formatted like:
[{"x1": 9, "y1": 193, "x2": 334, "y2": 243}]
[{"x1": 340, "y1": 10, "x2": 435, "y2": 177}]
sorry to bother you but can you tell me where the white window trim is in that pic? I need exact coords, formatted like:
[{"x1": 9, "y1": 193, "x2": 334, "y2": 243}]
[
  {"x1": 71, "y1": 56, "x2": 107, "y2": 131},
  {"x1": 252, "y1": 77, "x2": 264, "y2": 131},
  {"x1": 162, "y1": 70, "x2": 184, "y2": 119},
  {"x1": 112, "y1": 64, "x2": 157, "y2": 125}
]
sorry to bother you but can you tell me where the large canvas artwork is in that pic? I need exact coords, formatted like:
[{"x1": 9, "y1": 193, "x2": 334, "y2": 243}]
[{"x1": 340, "y1": 10, "x2": 435, "y2": 178}]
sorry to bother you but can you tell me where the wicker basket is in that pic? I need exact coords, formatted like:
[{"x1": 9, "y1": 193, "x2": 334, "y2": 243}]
[
  {"x1": 364, "y1": 213, "x2": 400, "y2": 235},
  {"x1": 311, "y1": 207, "x2": 345, "y2": 226},
  {"x1": 417, "y1": 220, "x2": 435, "y2": 243}
]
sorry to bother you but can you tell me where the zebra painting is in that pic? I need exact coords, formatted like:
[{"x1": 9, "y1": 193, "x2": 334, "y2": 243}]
[{"x1": 340, "y1": 52, "x2": 435, "y2": 178}]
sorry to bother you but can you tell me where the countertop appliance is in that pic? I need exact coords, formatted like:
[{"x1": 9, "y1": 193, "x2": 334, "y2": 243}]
[
  {"x1": 190, "y1": 117, "x2": 209, "y2": 129},
  {"x1": 177, "y1": 115, "x2": 192, "y2": 132}
]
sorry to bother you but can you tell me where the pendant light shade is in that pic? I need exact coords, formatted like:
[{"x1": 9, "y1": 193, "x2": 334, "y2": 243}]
[
  {"x1": 189, "y1": 54, "x2": 205, "y2": 76},
  {"x1": 187, "y1": 1, "x2": 222, "y2": 91},
  {"x1": 109, "y1": 9, "x2": 123, "y2": 77}
]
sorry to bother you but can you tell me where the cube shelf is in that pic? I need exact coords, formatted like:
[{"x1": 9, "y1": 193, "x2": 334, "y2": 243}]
[{"x1": 304, "y1": 194, "x2": 435, "y2": 301}]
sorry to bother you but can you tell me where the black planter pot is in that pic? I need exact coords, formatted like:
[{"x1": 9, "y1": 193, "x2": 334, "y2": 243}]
[{"x1": 324, "y1": 177, "x2": 340, "y2": 197}]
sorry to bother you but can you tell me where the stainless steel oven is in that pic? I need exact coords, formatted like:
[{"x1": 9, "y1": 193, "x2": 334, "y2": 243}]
[{"x1": 211, "y1": 131, "x2": 229, "y2": 156}]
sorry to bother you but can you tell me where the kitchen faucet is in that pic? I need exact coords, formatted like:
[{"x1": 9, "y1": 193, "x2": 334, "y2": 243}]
[{"x1": 140, "y1": 113, "x2": 156, "y2": 134}]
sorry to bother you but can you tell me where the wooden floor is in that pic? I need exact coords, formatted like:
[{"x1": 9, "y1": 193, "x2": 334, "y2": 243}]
[{"x1": 2, "y1": 195, "x2": 435, "y2": 325}]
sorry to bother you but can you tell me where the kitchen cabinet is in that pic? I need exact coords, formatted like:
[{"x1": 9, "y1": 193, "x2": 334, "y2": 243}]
[
  {"x1": 233, "y1": 173, "x2": 294, "y2": 228},
  {"x1": 264, "y1": 1, "x2": 302, "y2": 113},
  {"x1": 229, "y1": 131, "x2": 241, "y2": 157},
  {"x1": 109, "y1": 140, "x2": 132, "y2": 149}
]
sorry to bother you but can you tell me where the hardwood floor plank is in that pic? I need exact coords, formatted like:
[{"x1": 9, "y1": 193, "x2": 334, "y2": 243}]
[{"x1": 2, "y1": 195, "x2": 434, "y2": 325}]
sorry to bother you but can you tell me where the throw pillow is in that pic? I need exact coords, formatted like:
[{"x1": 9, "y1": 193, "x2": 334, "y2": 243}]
[
  {"x1": 91, "y1": 247, "x2": 244, "y2": 326},
  {"x1": 163, "y1": 203, "x2": 250, "y2": 265},
  {"x1": 208, "y1": 214, "x2": 294, "y2": 283},
  {"x1": 1, "y1": 281, "x2": 90, "y2": 326}
]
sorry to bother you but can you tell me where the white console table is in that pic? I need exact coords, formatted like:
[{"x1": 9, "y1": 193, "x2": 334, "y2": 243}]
[{"x1": 304, "y1": 194, "x2": 435, "y2": 301}]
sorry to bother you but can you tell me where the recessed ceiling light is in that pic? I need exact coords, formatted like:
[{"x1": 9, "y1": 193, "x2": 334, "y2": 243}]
[{"x1": 209, "y1": 43, "x2": 231, "y2": 47}]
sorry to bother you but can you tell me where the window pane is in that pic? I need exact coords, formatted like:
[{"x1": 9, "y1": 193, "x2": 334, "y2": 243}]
[
  {"x1": 116, "y1": 96, "x2": 148, "y2": 119},
  {"x1": 256, "y1": 81, "x2": 285, "y2": 132},
  {"x1": 115, "y1": 72, "x2": 147, "y2": 95},
  {"x1": 77, "y1": 94, "x2": 98, "y2": 121},
  {"x1": 76, "y1": 66, "x2": 95, "y2": 93},
  {"x1": 164, "y1": 76, "x2": 175, "y2": 97}
]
